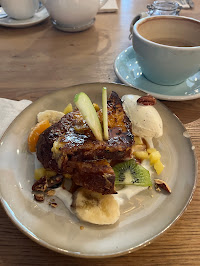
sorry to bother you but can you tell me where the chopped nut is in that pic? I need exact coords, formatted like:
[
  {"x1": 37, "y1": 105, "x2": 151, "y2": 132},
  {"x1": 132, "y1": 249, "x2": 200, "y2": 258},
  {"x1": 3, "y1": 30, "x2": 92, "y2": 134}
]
[
  {"x1": 50, "y1": 202, "x2": 57, "y2": 208},
  {"x1": 47, "y1": 175, "x2": 63, "y2": 189},
  {"x1": 155, "y1": 186, "x2": 161, "y2": 192},
  {"x1": 46, "y1": 190, "x2": 55, "y2": 196},
  {"x1": 32, "y1": 177, "x2": 48, "y2": 192},
  {"x1": 48, "y1": 199, "x2": 57, "y2": 208},
  {"x1": 154, "y1": 179, "x2": 171, "y2": 193},
  {"x1": 34, "y1": 193, "x2": 45, "y2": 202},
  {"x1": 137, "y1": 95, "x2": 156, "y2": 106}
]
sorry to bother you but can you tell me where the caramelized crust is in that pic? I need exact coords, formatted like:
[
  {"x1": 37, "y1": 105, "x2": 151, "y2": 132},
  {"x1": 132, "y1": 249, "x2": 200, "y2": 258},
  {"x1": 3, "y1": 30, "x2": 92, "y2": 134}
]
[
  {"x1": 72, "y1": 160, "x2": 116, "y2": 195},
  {"x1": 36, "y1": 91, "x2": 134, "y2": 194}
]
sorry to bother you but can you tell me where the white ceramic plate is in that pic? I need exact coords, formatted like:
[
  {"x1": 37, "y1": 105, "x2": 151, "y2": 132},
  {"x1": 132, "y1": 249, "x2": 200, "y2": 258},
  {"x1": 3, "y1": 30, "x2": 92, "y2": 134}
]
[
  {"x1": 0, "y1": 83, "x2": 197, "y2": 257},
  {"x1": 114, "y1": 46, "x2": 200, "y2": 101},
  {"x1": 0, "y1": 6, "x2": 49, "y2": 28}
]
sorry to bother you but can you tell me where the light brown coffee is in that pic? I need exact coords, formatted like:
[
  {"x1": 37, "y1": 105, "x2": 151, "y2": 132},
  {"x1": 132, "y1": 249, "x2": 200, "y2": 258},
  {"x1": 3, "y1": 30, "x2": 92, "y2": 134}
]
[{"x1": 149, "y1": 38, "x2": 197, "y2": 47}]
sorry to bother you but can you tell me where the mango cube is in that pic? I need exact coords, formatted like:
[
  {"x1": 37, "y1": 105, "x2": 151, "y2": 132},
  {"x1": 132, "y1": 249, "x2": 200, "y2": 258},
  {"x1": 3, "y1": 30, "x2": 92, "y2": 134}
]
[
  {"x1": 149, "y1": 151, "x2": 161, "y2": 165},
  {"x1": 147, "y1": 148, "x2": 157, "y2": 154},
  {"x1": 45, "y1": 170, "x2": 57, "y2": 178},
  {"x1": 154, "y1": 160, "x2": 164, "y2": 175},
  {"x1": 63, "y1": 103, "x2": 73, "y2": 114},
  {"x1": 134, "y1": 151, "x2": 149, "y2": 160},
  {"x1": 34, "y1": 167, "x2": 46, "y2": 180}
]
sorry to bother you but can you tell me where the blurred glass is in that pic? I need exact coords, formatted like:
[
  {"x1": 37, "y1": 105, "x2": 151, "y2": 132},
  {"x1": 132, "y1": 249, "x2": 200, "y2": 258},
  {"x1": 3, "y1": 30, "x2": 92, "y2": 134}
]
[
  {"x1": 0, "y1": 7, "x2": 7, "y2": 18},
  {"x1": 147, "y1": 1, "x2": 182, "y2": 16}
]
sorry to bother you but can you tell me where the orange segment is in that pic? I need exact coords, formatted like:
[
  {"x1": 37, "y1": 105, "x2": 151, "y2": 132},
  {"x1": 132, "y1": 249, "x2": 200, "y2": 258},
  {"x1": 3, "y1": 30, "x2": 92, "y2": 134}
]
[{"x1": 28, "y1": 120, "x2": 50, "y2": 152}]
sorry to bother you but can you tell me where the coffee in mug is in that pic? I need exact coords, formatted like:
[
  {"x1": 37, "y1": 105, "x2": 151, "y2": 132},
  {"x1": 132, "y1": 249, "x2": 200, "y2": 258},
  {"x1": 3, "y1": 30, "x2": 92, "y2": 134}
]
[
  {"x1": 148, "y1": 38, "x2": 196, "y2": 47},
  {"x1": 132, "y1": 16, "x2": 200, "y2": 86}
]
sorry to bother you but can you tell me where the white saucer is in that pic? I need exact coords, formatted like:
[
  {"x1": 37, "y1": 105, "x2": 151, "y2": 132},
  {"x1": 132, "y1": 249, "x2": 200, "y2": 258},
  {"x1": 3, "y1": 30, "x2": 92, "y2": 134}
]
[
  {"x1": 114, "y1": 46, "x2": 200, "y2": 101},
  {"x1": 0, "y1": 7, "x2": 49, "y2": 28}
]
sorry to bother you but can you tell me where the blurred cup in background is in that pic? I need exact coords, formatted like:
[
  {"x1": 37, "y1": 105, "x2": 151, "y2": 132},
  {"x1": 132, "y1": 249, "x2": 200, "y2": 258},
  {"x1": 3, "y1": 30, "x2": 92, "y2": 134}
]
[
  {"x1": 1, "y1": 0, "x2": 40, "y2": 20},
  {"x1": 40, "y1": 0, "x2": 108, "y2": 32}
]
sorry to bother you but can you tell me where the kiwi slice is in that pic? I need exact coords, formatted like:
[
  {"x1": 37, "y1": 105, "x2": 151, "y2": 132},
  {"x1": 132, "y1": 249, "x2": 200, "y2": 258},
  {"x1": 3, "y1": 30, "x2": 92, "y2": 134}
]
[{"x1": 113, "y1": 159, "x2": 152, "y2": 187}]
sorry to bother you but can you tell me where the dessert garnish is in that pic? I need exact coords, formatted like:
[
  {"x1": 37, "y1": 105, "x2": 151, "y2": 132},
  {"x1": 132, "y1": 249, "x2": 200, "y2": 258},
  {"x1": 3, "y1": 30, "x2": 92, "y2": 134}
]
[
  {"x1": 137, "y1": 95, "x2": 157, "y2": 106},
  {"x1": 154, "y1": 179, "x2": 171, "y2": 193},
  {"x1": 102, "y1": 87, "x2": 109, "y2": 140},
  {"x1": 113, "y1": 159, "x2": 152, "y2": 186},
  {"x1": 74, "y1": 91, "x2": 103, "y2": 141},
  {"x1": 28, "y1": 89, "x2": 169, "y2": 225}
]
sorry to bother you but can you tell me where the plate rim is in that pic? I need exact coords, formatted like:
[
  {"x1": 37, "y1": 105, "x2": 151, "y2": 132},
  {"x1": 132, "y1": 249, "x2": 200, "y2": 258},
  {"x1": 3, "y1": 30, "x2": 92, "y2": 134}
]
[
  {"x1": 0, "y1": 7, "x2": 49, "y2": 28},
  {"x1": 0, "y1": 82, "x2": 198, "y2": 258},
  {"x1": 114, "y1": 46, "x2": 200, "y2": 101}
]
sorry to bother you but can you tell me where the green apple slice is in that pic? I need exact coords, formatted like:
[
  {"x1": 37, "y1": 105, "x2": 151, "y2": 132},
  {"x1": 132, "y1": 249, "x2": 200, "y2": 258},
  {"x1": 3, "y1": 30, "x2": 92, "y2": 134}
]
[
  {"x1": 74, "y1": 92, "x2": 103, "y2": 141},
  {"x1": 102, "y1": 87, "x2": 109, "y2": 140}
]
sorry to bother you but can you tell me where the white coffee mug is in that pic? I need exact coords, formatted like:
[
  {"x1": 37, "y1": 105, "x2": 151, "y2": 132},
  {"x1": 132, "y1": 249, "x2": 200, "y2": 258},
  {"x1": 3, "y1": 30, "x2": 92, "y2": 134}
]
[
  {"x1": 40, "y1": 0, "x2": 108, "y2": 32},
  {"x1": 132, "y1": 16, "x2": 200, "y2": 86},
  {"x1": 1, "y1": 0, "x2": 40, "y2": 20}
]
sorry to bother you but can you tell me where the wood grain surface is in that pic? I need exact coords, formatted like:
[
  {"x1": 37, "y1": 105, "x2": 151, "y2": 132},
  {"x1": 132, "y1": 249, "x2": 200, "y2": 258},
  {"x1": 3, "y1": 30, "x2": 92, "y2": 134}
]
[{"x1": 0, "y1": 0, "x2": 200, "y2": 265}]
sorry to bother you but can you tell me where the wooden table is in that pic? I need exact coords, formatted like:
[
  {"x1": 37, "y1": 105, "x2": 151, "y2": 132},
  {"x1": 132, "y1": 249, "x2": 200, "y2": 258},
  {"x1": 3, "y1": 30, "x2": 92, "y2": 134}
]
[{"x1": 0, "y1": 0, "x2": 200, "y2": 265}]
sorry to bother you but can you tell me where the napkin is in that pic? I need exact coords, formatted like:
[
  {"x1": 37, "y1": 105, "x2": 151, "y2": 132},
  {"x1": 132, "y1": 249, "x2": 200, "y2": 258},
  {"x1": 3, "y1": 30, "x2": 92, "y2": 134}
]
[
  {"x1": 98, "y1": 0, "x2": 118, "y2": 13},
  {"x1": 0, "y1": 98, "x2": 32, "y2": 139}
]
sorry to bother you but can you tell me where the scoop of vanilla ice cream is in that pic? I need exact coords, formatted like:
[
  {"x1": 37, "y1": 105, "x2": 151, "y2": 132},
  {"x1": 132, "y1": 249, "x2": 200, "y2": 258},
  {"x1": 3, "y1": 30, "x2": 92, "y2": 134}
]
[{"x1": 122, "y1": 95, "x2": 163, "y2": 138}]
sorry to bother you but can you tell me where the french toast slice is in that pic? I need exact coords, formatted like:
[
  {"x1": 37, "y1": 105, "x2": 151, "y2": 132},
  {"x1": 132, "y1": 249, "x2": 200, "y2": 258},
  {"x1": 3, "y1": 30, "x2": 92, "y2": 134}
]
[{"x1": 36, "y1": 91, "x2": 134, "y2": 194}]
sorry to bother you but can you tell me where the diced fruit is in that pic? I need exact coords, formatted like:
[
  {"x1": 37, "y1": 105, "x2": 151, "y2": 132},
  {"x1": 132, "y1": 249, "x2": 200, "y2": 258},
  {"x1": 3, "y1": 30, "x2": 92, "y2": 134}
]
[
  {"x1": 28, "y1": 120, "x2": 50, "y2": 152},
  {"x1": 113, "y1": 159, "x2": 152, "y2": 187},
  {"x1": 34, "y1": 168, "x2": 46, "y2": 180},
  {"x1": 147, "y1": 148, "x2": 157, "y2": 154},
  {"x1": 72, "y1": 187, "x2": 120, "y2": 225},
  {"x1": 74, "y1": 92, "x2": 103, "y2": 141},
  {"x1": 134, "y1": 151, "x2": 149, "y2": 160},
  {"x1": 34, "y1": 168, "x2": 57, "y2": 180},
  {"x1": 37, "y1": 110, "x2": 64, "y2": 124},
  {"x1": 102, "y1": 87, "x2": 109, "y2": 140},
  {"x1": 93, "y1": 103, "x2": 100, "y2": 111},
  {"x1": 134, "y1": 136, "x2": 143, "y2": 145},
  {"x1": 149, "y1": 151, "x2": 161, "y2": 165},
  {"x1": 63, "y1": 173, "x2": 72, "y2": 179},
  {"x1": 63, "y1": 103, "x2": 73, "y2": 114},
  {"x1": 154, "y1": 160, "x2": 164, "y2": 175},
  {"x1": 132, "y1": 144, "x2": 146, "y2": 152},
  {"x1": 45, "y1": 170, "x2": 57, "y2": 178}
]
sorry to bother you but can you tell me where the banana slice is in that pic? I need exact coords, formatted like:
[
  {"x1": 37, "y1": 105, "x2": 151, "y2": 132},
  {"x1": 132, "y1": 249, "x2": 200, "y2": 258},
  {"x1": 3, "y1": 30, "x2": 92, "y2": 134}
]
[
  {"x1": 37, "y1": 110, "x2": 65, "y2": 124},
  {"x1": 72, "y1": 188, "x2": 120, "y2": 225}
]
